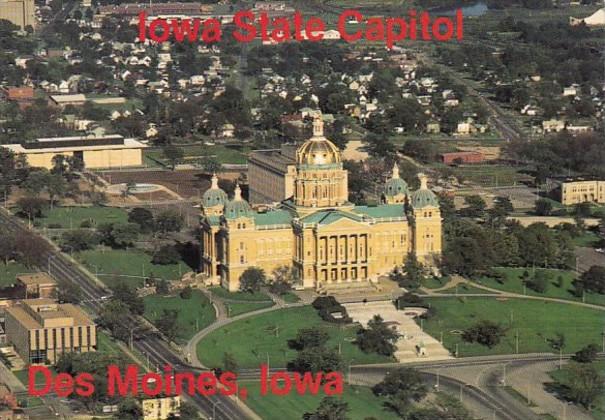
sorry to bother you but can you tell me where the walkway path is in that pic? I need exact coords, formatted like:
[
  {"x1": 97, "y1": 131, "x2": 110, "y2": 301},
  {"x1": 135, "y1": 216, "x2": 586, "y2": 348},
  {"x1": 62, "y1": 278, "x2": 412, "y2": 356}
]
[
  {"x1": 421, "y1": 276, "x2": 605, "y2": 312},
  {"x1": 185, "y1": 289, "x2": 305, "y2": 368}
]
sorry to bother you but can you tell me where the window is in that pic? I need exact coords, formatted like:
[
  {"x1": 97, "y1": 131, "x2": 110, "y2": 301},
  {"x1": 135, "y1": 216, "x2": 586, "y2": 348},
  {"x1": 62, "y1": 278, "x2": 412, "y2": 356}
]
[{"x1": 240, "y1": 256, "x2": 244, "y2": 264}]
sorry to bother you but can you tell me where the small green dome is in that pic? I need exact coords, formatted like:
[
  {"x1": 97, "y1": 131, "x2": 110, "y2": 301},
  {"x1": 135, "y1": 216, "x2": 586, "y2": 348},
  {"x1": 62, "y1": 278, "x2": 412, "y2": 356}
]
[
  {"x1": 203, "y1": 188, "x2": 227, "y2": 207},
  {"x1": 224, "y1": 199, "x2": 253, "y2": 219},
  {"x1": 410, "y1": 188, "x2": 439, "y2": 208},
  {"x1": 384, "y1": 177, "x2": 408, "y2": 197}
]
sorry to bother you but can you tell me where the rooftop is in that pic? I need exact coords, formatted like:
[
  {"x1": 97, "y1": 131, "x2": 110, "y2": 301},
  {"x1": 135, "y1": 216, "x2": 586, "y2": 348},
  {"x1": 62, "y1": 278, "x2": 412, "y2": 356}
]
[
  {"x1": 6, "y1": 299, "x2": 95, "y2": 330},
  {"x1": 16, "y1": 273, "x2": 57, "y2": 286}
]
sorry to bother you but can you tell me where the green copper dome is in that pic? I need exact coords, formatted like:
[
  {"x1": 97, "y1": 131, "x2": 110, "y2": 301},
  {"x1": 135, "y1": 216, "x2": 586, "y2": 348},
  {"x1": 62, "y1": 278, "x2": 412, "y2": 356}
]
[
  {"x1": 202, "y1": 174, "x2": 228, "y2": 208},
  {"x1": 384, "y1": 177, "x2": 408, "y2": 197},
  {"x1": 410, "y1": 189, "x2": 439, "y2": 208},
  {"x1": 224, "y1": 184, "x2": 254, "y2": 219},
  {"x1": 410, "y1": 173, "x2": 439, "y2": 208}
]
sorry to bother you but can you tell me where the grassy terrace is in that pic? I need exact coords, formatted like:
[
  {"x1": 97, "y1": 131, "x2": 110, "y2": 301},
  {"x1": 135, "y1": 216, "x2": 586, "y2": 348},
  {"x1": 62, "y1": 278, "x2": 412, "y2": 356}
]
[
  {"x1": 475, "y1": 267, "x2": 605, "y2": 307},
  {"x1": 243, "y1": 382, "x2": 398, "y2": 420},
  {"x1": 76, "y1": 249, "x2": 190, "y2": 287},
  {"x1": 36, "y1": 206, "x2": 128, "y2": 228},
  {"x1": 197, "y1": 306, "x2": 393, "y2": 369},
  {"x1": 0, "y1": 262, "x2": 34, "y2": 288},
  {"x1": 208, "y1": 287, "x2": 275, "y2": 317},
  {"x1": 434, "y1": 284, "x2": 494, "y2": 295},
  {"x1": 144, "y1": 290, "x2": 216, "y2": 343},
  {"x1": 422, "y1": 297, "x2": 604, "y2": 357}
]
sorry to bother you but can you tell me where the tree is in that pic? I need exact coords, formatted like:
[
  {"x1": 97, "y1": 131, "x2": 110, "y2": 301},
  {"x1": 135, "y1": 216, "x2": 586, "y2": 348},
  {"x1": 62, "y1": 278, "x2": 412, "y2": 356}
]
[
  {"x1": 526, "y1": 270, "x2": 550, "y2": 293},
  {"x1": 152, "y1": 244, "x2": 181, "y2": 265},
  {"x1": 547, "y1": 333, "x2": 566, "y2": 352},
  {"x1": 98, "y1": 300, "x2": 132, "y2": 342},
  {"x1": 488, "y1": 196, "x2": 514, "y2": 226},
  {"x1": 115, "y1": 398, "x2": 142, "y2": 420},
  {"x1": 573, "y1": 343, "x2": 599, "y2": 363},
  {"x1": 239, "y1": 267, "x2": 266, "y2": 293},
  {"x1": 111, "y1": 282, "x2": 145, "y2": 315},
  {"x1": 14, "y1": 234, "x2": 47, "y2": 267},
  {"x1": 16, "y1": 196, "x2": 46, "y2": 221},
  {"x1": 575, "y1": 202, "x2": 592, "y2": 218},
  {"x1": 180, "y1": 286, "x2": 193, "y2": 299},
  {"x1": 177, "y1": 402, "x2": 200, "y2": 419},
  {"x1": 555, "y1": 363, "x2": 604, "y2": 409},
  {"x1": 462, "y1": 195, "x2": 486, "y2": 218},
  {"x1": 372, "y1": 368, "x2": 427, "y2": 417},
  {"x1": 535, "y1": 198, "x2": 553, "y2": 216},
  {"x1": 57, "y1": 282, "x2": 82, "y2": 304},
  {"x1": 23, "y1": 170, "x2": 51, "y2": 195},
  {"x1": 391, "y1": 253, "x2": 423, "y2": 290},
  {"x1": 128, "y1": 208, "x2": 155, "y2": 233},
  {"x1": 222, "y1": 352, "x2": 239, "y2": 373},
  {"x1": 0, "y1": 232, "x2": 16, "y2": 264},
  {"x1": 289, "y1": 345, "x2": 343, "y2": 375},
  {"x1": 575, "y1": 266, "x2": 605, "y2": 294},
  {"x1": 356, "y1": 315, "x2": 399, "y2": 356},
  {"x1": 155, "y1": 210, "x2": 183, "y2": 233},
  {"x1": 47, "y1": 174, "x2": 67, "y2": 209},
  {"x1": 156, "y1": 279, "x2": 170, "y2": 295},
  {"x1": 163, "y1": 145, "x2": 184, "y2": 170},
  {"x1": 61, "y1": 229, "x2": 99, "y2": 252},
  {"x1": 304, "y1": 397, "x2": 349, "y2": 420},
  {"x1": 462, "y1": 321, "x2": 507, "y2": 348},
  {"x1": 156, "y1": 309, "x2": 179, "y2": 341},
  {"x1": 289, "y1": 327, "x2": 330, "y2": 351},
  {"x1": 109, "y1": 223, "x2": 139, "y2": 248}
]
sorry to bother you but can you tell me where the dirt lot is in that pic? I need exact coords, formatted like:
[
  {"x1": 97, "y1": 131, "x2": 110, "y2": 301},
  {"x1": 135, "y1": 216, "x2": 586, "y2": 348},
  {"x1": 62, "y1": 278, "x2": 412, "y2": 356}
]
[{"x1": 98, "y1": 169, "x2": 241, "y2": 199}]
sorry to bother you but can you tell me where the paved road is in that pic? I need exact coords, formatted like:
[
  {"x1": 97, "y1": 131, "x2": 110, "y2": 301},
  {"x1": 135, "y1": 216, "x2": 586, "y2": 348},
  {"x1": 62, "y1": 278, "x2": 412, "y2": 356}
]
[{"x1": 0, "y1": 209, "x2": 252, "y2": 420}]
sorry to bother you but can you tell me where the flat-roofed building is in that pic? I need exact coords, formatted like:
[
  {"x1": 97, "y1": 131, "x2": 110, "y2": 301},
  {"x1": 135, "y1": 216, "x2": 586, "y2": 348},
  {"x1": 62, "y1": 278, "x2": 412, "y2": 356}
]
[
  {"x1": 247, "y1": 144, "x2": 298, "y2": 204},
  {"x1": 141, "y1": 396, "x2": 181, "y2": 420},
  {"x1": 0, "y1": 0, "x2": 34, "y2": 29},
  {"x1": 1, "y1": 134, "x2": 148, "y2": 170},
  {"x1": 16, "y1": 273, "x2": 57, "y2": 299},
  {"x1": 5, "y1": 299, "x2": 96, "y2": 365},
  {"x1": 561, "y1": 179, "x2": 605, "y2": 205}
]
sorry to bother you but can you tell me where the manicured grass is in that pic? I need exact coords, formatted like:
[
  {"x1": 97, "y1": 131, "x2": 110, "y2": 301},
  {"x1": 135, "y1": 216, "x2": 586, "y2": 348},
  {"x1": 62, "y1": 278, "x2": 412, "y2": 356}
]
[
  {"x1": 144, "y1": 290, "x2": 216, "y2": 342},
  {"x1": 549, "y1": 361, "x2": 605, "y2": 420},
  {"x1": 209, "y1": 287, "x2": 272, "y2": 302},
  {"x1": 39, "y1": 206, "x2": 128, "y2": 228},
  {"x1": 422, "y1": 297, "x2": 604, "y2": 357},
  {"x1": 15, "y1": 367, "x2": 57, "y2": 388},
  {"x1": 225, "y1": 301, "x2": 274, "y2": 317},
  {"x1": 0, "y1": 262, "x2": 34, "y2": 287},
  {"x1": 282, "y1": 292, "x2": 301, "y2": 303},
  {"x1": 242, "y1": 382, "x2": 398, "y2": 420},
  {"x1": 474, "y1": 267, "x2": 605, "y2": 307},
  {"x1": 77, "y1": 249, "x2": 189, "y2": 287},
  {"x1": 434, "y1": 284, "x2": 495, "y2": 295},
  {"x1": 197, "y1": 306, "x2": 393, "y2": 369},
  {"x1": 96, "y1": 331, "x2": 126, "y2": 356},
  {"x1": 421, "y1": 277, "x2": 448, "y2": 289},
  {"x1": 573, "y1": 231, "x2": 601, "y2": 247}
]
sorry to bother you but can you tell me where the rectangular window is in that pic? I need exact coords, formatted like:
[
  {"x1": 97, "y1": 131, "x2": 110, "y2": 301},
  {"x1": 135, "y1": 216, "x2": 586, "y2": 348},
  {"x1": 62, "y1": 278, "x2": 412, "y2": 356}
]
[{"x1": 61, "y1": 328, "x2": 65, "y2": 351}]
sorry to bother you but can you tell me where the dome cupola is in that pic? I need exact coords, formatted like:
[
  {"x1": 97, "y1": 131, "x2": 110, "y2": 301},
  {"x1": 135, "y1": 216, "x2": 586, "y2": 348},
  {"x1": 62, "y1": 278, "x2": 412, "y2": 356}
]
[
  {"x1": 384, "y1": 163, "x2": 409, "y2": 199},
  {"x1": 410, "y1": 173, "x2": 439, "y2": 208},
  {"x1": 202, "y1": 174, "x2": 228, "y2": 208},
  {"x1": 224, "y1": 183, "x2": 254, "y2": 219}
]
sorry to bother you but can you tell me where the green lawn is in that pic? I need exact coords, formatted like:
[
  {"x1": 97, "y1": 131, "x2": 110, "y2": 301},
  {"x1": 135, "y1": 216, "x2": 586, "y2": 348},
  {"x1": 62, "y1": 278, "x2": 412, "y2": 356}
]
[
  {"x1": 197, "y1": 306, "x2": 393, "y2": 369},
  {"x1": 209, "y1": 287, "x2": 272, "y2": 302},
  {"x1": 144, "y1": 290, "x2": 216, "y2": 342},
  {"x1": 242, "y1": 382, "x2": 398, "y2": 420},
  {"x1": 77, "y1": 248, "x2": 190, "y2": 287},
  {"x1": 225, "y1": 301, "x2": 274, "y2": 317},
  {"x1": 0, "y1": 262, "x2": 34, "y2": 287},
  {"x1": 474, "y1": 268, "x2": 605, "y2": 307},
  {"x1": 422, "y1": 297, "x2": 604, "y2": 357},
  {"x1": 282, "y1": 292, "x2": 301, "y2": 303},
  {"x1": 548, "y1": 361, "x2": 605, "y2": 420},
  {"x1": 39, "y1": 206, "x2": 128, "y2": 228},
  {"x1": 573, "y1": 231, "x2": 601, "y2": 248},
  {"x1": 421, "y1": 277, "x2": 448, "y2": 289},
  {"x1": 434, "y1": 284, "x2": 494, "y2": 295}
]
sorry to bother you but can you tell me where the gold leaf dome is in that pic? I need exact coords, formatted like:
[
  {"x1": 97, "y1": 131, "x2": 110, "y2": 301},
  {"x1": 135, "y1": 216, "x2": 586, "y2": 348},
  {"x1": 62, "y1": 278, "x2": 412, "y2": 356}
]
[{"x1": 296, "y1": 115, "x2": 341, "y2": 166}]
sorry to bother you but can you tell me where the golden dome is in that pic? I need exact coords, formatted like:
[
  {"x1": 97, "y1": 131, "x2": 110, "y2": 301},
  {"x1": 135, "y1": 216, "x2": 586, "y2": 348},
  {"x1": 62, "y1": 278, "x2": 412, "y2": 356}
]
[{"x1": 296, "y1": 115, "x2": 341, "y2": 166}]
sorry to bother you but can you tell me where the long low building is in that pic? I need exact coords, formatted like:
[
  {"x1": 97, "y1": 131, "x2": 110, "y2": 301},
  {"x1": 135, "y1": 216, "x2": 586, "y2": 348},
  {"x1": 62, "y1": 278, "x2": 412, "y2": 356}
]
[
  {"x1": 5, "y1": 298, "x2": 96, "y2": 365},
  {"x1": 2, "y1": 134, "x2": 148, "y2": 170}
]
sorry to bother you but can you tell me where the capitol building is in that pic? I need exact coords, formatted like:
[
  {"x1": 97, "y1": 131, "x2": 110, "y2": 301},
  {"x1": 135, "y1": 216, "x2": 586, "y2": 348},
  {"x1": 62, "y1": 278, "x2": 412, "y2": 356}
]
[{"x1": 200, "y1": 116, "x2": 442, "y2": 291}]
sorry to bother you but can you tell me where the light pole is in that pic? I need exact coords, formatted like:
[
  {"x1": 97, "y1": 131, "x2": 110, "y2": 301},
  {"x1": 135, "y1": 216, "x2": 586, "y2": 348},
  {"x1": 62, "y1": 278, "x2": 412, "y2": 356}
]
[{"x1": 348, "y1": 359, "x2": 355, "y2": 384}]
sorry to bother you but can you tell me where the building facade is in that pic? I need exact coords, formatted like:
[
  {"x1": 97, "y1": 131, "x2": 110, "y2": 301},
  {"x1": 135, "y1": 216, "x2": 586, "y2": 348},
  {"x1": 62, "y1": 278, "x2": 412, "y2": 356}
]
[
  {"x1": 0, "y1": 0, "x2": 34, "y2": 30},
  {"x1": 560, "y1": 179, "x2": 605, "y2": 205},
  {"x1": 141, "y1": 396, "x2": 181, "y2": 420},
  {"x1": 201, "y1": 116, "x2": 442, "y2": 291},
  {"x1": 1, "y1": 134, "x2": 147, "y2": 170},
  {"x1": 5, "y1": 299, "x2": 97, "y2": 365}
]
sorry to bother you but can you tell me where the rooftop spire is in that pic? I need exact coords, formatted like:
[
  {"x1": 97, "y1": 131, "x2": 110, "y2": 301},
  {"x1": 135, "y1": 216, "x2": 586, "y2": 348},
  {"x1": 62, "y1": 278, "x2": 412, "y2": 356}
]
[
  {"x1": 210, "y1": 173, "x2": 219, "y2": 189},
  {"x1": 418, "y1": 173, "x2": 428, "y2": 190},
  {"x1": 233, "y1": 183, "x2": 242, "y2": 201},
  {"x1": 392, "y1": 163, "x2": 400, "y2": 179},
  {"x1": 312, "y1": 113, "x2": 324, "y2": 138}
]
